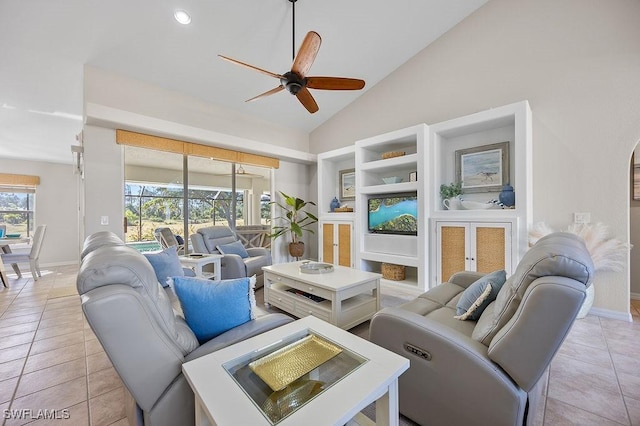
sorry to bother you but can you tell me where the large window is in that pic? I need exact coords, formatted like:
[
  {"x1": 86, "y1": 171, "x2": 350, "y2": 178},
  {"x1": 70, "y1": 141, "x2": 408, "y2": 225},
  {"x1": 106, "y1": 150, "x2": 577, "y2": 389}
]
[
  {"x1": 123, "y1": 146, "x2": 272, "y2": 249},
  {"x1": 0, "y1": 189, "x2": 35, "y2": 236}
]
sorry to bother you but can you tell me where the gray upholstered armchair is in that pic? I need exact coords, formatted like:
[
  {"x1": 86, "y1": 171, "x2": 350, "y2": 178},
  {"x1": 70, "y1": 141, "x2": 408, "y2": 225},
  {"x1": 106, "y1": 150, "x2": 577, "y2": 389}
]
[
  {"x1": 190, "y1": 226, "x2": 271, "y2": 287},
  {"x1": 370, "y1": 232, "x2": 594, "y2": 426},
  {"x1": 77, "y1": 232, "x2": 291, "y2": 426}
]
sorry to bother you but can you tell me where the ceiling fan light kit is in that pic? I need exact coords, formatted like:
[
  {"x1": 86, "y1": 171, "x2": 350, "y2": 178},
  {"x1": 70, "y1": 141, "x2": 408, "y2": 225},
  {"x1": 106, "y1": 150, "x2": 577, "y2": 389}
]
[{"x1": 218, "y1": 0, "x2": 365, "y2": 114}]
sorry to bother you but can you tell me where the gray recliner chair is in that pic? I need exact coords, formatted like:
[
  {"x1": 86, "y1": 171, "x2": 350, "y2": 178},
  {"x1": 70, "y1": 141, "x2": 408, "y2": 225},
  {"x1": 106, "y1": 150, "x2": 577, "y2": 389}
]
[
  {"x1": 370, "y1": 232, "x2": 594, "y2": 426},
  {"x1": 190, "y1": 226, "x2": 271, "y2": 287},
  {"x1": 77, "y1": 232, "x2": 292, "y2": 426}
]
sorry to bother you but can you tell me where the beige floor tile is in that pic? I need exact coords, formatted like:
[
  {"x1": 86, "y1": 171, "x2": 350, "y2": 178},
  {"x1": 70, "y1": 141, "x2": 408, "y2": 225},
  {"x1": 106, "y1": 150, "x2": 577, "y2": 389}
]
[
  {"x1": 88, "y1": 367, "x2": 123, "y2": 399},
  {"x1": 544, "y1": 397, "x2": 625, "y2": 425},
  {"x1": 84, "y1": 338, "x2": 103, "y2": 356},
  {"x1": 618, "y1": 371, "x2": 640, "y2": 401},
  {"x1": 556, "y1": 339, "x2": 613, "y2": 369},
  {"x1": 611, "y1": 351, "x2": 640, "y2": 378},
  {"x1": 23, "y1": 342, "x2": 85, "y2": 374},
  {"x1": 34, "y1": 322, "x2": 84, "y2": 341},
  {"x1": 16, "y1": 358, "x2": 86, "y2": 398},
  {"x1": 0, "y1": 332, "x2": 35, "y2": 350},
  {"x1": 0, "y1": 321, "x2": 40, "y2": 338},
  {"x1": 547, "y1": 375, "x2": 628, "y2": 424},
  {"x1": 0, "y1": 313, "x2": 42, "y2": 329},
  {"x1": 605, "y1": 333, "x2": 640, "y2": 356},
  {"x1": 0, "y1": 343, "x2": 31, "y2": 364},
  {"x1": 8, "y1": 377, "x2": 87, "y2": 424},
  {"x1": 88, "y1": 387, "x2": 126, "y2": 426},
  {"x1": 550, "y1": 353, "x2": 620, "y2": 394},
  {"x1": 0, "y1": 357, "x2": 26, "y2": 381},
  {"x1": 1, "y1": 306, "x2": 45, "y2": 319},
  {"x1": 86, "y1": 351, "x2": 112, "y2": 374},
  {"x1": 106, "y1": 418, "x2": 129, "y2": 426},
  {"x1": 38, "y1": 313, "x2": 84, "y2": 330},
  {"x1": 41, "y1": 306, "x2": 81, "y2": 320},
  {"x1": 0, "y1": 376, "x2": 18, "y2": 404},
  {"x1": 45, "y1": 296, "x2": 80, "y2": 309},
  {"x1": 625, "y1": 395, "x2": 640, "y2": 426},
  {"x1": 29, "y1": 330, "x2": 84, "y2": 356}
]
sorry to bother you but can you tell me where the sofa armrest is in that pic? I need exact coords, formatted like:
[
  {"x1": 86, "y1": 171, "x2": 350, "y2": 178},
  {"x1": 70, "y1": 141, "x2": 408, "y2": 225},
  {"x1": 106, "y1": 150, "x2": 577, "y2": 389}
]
[
  {"x1": 220, "y1": 254, "x2": 246, "y2": 279},
  {"x1": 370, "y1": 307, "x2": 526, "y2": 425},
  {"x1": 448, "y1": 271, "x2": 487, "y2": 289},
  {"x1": 189, "y1": 233, "x2": 207, "y2": 253},
  {"x1": 184, "y1": 314, "x2": 293, "y2": 361},
  {"x1": 246, "y1": 247, "x2": 269, "y2": 257}
]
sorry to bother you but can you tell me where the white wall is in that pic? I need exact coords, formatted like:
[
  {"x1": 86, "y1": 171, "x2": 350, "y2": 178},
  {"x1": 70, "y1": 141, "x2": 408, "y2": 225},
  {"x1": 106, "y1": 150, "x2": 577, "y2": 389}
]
[
  {"x1": 83, "y1": 125, "x2": 125, "y2": 239},
  {"x1": 84, "y1": 66, "x2": 310, "y2": 153},
  {"x1": 0, "y1": 158, "x2": 79, "y2": 265},
  {"x1": 310, "y1": 0, "x2": 640, "y2": 316}
]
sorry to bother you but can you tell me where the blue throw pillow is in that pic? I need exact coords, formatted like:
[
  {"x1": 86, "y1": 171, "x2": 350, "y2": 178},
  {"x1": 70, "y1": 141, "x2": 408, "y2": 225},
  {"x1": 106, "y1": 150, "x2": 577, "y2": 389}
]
[
  {"x1": 216, "y1": 240, "x2": 249, "y2": 258},
  {"x1": 172, "y1": 275, "x2": 256, "y2": 343},
  {"x1": 143, "y1": 246, "x2": 184, "y2": 287},
  {"x1": 455, "y1": 270, "x2": 507, "y2": 321}
]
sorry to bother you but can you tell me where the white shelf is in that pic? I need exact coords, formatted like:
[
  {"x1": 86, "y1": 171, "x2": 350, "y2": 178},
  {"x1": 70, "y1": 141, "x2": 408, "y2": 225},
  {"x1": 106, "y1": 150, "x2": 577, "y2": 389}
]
[
  {"x1": 359, "y1": 153, "x2": 418, "y2": 172},
  {"x1": 359, "y1": 251, "x2": 419, "y2": 268},
  {"x1": 360, "y1": 181, "x2": 419, "y2": 195}
]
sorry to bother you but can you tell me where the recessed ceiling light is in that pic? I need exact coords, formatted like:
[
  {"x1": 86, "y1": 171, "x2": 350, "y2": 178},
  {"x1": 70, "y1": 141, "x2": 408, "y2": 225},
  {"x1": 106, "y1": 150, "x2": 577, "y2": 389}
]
[{"x1": 174, "y1": 9, "x2": 191, "y2": 25}]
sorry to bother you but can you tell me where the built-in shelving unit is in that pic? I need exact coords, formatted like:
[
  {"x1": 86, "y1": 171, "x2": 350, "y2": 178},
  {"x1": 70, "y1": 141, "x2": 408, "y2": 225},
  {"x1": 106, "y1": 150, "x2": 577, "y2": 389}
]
[
  {"x1": 428, "y1": 101, "x2": 532, "y2": 287},
  {"x1": 317, "y1": 101, "x2": 532, "y2": 292},
  {"x1": 355, "y1": 124, "x2": 428, "y2": 291}
]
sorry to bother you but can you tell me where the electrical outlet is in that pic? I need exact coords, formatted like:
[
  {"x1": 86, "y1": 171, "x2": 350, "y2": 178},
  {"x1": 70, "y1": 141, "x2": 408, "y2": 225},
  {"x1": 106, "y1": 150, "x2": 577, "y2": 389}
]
[
  {"x1": 573, "y1": 212, "x2": 590, "y2": 224},
  {"x1": 100, "y1": 216, "x2": 109, "y2": 225}
]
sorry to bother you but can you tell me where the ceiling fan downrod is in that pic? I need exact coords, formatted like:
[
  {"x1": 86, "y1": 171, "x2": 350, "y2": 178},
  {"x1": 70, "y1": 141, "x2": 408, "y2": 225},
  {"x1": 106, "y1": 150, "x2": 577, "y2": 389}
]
[{"x1": 289, "y1": 0, "x2": 297, "y2": 62}]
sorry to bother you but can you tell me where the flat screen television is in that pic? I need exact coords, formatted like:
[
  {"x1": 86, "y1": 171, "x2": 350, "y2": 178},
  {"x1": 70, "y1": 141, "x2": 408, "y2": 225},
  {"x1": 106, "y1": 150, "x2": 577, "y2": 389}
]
[{"x1": 368, "y1": 193, "x2": 418, "y2": 235}]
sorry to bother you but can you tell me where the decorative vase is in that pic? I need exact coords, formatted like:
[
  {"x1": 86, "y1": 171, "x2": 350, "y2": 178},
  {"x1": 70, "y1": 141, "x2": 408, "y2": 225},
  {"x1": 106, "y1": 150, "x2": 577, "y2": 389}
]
[
  {"x1": 330, "y1": 197, "x2": 340, "y2": 212},
  {"x1": 289, "y1": 242, "x2": 305, "y2": 258},
  {"x1": 499, "y1": 184, "x2": 515, "y2": 207},
  {"x1": 576, "y1": 284, "x2": 595, "y2": 319}
]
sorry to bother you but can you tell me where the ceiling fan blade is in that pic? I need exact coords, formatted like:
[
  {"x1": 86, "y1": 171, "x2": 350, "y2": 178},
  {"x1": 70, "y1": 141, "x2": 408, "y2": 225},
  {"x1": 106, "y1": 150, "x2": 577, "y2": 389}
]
[
  {"x1": 218, "y1": 55, "x2": 283, "y2": 79},
  {"x1": 296, "y1": 87, "x2": 319, "y2": 114},
  {"x1": 245, "y1": 86, "x2": 284, "y2": 103},
  {"x1": 291, "y1": 31, "x2": 322, "y2": 77},
  {"x1": 306, "y1": 77, "x2": 366, "y2": 90}
]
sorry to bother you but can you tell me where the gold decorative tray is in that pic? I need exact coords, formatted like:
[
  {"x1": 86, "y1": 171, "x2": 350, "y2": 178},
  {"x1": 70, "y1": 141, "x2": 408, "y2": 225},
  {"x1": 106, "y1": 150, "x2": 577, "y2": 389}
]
[{"x1": 249, "y1": 335, "x2": 342, "y2": 391}]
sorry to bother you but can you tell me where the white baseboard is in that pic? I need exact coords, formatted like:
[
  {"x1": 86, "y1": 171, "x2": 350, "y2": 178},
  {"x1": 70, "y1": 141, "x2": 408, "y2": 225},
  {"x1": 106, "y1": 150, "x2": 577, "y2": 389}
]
[
  {"x1": 631, "y1": 292, "x2": 640, "y2": 300},
  {"x1": 588, "y1": 306, "x2": 633, "y2": 322}
]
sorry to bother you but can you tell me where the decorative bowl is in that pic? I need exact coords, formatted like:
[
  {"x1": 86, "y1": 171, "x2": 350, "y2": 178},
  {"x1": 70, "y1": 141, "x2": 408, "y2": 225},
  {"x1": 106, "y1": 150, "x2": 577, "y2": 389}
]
[
  {"x1": 299, "y1": 262, "x2": 334, "y2": 274},
  {"x1": 460, "y1": 201, "x2": 500, "y2": 210},
  {"x1": 382, "y1": 176, "x2": 403, "y2": 184}
]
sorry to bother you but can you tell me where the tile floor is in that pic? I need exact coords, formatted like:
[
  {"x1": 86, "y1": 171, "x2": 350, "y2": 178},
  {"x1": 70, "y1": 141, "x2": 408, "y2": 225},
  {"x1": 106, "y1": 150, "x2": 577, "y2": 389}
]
[{"x1": 0, "y1": 266, "x2": 639, "y2": 425}]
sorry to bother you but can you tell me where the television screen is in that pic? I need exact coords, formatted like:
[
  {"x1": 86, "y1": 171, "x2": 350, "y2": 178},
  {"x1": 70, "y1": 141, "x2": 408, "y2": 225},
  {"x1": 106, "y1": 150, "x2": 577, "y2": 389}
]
[{"x1": 368, "y1": 194, "x2": 418, "y2": 235}]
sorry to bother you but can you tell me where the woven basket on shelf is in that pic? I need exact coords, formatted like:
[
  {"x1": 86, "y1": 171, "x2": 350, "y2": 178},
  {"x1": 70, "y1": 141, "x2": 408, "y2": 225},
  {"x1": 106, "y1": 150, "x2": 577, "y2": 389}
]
[
  {"x1": 381, "y1": 151, "x2": 405, "y2": 160},
  {"x1": 381, "y1": 263, "x2": 405, "y2": 281}
]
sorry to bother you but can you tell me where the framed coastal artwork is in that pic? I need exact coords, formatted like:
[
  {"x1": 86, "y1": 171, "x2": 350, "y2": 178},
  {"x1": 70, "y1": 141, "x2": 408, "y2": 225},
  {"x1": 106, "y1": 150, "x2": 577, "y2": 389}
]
[
  {"x1": 339, "y1": 168, "x2": 356, "y2": 201},
  {"x1": 455, "y1": 142, "x2": 509, "y2": 193}
]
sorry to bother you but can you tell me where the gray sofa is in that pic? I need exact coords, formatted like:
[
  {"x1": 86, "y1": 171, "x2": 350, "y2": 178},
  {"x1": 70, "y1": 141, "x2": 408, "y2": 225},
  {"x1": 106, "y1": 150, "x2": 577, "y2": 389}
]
[
  {"x1": 77, "y1": 231, "x2": 292, "y2": 426},
  {"x1": 190, "y1": 226, "x2": 271, "y2": 287},
  {"x1": 370, "y1": 232, "x2": 594, "y2": 426}
]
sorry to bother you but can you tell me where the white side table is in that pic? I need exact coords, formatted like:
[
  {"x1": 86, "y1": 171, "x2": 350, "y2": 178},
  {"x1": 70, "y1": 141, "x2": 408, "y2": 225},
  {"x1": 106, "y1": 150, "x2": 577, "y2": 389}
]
[{"x1": 178, "y1": 254, "x2": 223, "y2": 280}]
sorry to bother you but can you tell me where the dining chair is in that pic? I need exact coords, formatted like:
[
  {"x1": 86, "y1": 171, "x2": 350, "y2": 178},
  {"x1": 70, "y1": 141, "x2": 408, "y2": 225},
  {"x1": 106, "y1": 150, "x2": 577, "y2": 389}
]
[{"x1": 1, "y1": 224, "x2": 47, "y2": 280}]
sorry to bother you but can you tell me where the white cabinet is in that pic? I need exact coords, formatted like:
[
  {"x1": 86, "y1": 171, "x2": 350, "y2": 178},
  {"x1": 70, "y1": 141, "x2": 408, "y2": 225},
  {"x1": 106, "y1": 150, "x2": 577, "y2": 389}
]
[
  {"x1": 319, "y1": 220, "x2": 354, "y2": 268},
  {"x1": 434, "y1": 221, "x2": 513, "y2": 284}
]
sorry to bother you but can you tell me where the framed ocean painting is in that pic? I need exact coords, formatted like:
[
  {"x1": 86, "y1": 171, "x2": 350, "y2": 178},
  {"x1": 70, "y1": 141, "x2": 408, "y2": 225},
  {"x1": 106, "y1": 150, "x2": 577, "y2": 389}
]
[{"x1": 455, "y1": 142, "x2": 509, "y2": 193}]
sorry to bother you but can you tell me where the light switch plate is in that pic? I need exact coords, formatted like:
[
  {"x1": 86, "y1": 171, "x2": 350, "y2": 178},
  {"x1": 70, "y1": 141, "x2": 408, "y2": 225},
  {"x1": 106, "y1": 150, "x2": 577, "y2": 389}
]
[
  {"x1": 573, "y1": 212, "x2": 590, "y2": 224},
  {"x1": 100, "y1": 216, "x2": 109, "y2": 225}
]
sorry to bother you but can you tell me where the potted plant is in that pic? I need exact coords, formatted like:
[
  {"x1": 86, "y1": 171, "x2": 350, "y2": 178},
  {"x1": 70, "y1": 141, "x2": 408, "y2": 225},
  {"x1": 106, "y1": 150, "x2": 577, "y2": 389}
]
[
  {"x1": 440, "y1": 182, "x2": 463, "y2": 200},
  {"x1": 270, "y1": 191, "x2": 318, "y2": 258}
]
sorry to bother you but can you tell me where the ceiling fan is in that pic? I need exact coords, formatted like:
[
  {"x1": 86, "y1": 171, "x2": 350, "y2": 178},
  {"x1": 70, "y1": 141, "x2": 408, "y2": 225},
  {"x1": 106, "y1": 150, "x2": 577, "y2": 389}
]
[{"x1": 218, "y1": 0, "x2": 365, "y2": 114}]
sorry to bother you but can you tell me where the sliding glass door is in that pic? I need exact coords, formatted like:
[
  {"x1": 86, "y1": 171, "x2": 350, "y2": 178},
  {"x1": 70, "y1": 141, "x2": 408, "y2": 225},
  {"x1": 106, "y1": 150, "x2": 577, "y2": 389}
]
[{"x1": 124, "y1": 146, "x2": 271, "y2": 251}]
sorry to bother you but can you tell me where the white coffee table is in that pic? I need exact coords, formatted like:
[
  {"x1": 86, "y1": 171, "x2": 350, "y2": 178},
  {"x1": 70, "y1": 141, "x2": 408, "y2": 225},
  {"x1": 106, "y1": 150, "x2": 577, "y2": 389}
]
[
  {"x1": 178, "y1": 253, "x2": 223, "y2": 280},
  {"x1": 263, "y1": 261, "x2": 380, "y2": 330},
  {"x1": 182, "y1": 316, "x2": 410, "y2": 426}
]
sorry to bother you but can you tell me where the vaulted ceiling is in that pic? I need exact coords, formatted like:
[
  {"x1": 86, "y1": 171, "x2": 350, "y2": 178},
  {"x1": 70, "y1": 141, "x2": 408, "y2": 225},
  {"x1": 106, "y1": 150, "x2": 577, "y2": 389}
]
[{"x1": 0, "y1": 0, "x2": 487, "y2": 164}]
